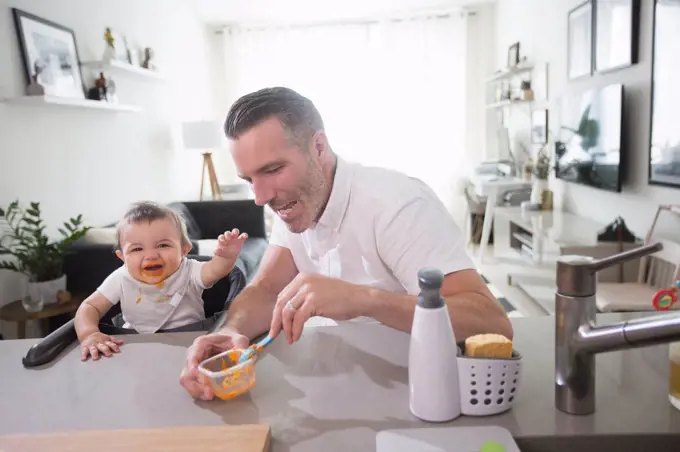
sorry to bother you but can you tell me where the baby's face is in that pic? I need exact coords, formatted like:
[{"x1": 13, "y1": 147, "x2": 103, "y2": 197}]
[{"x1": 116, "y1": 218, "x2": 190, "y2": 285}]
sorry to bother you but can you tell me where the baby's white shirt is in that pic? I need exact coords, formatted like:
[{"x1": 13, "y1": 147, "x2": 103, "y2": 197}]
[{"x1": 96, "y1": 258, "x2": 211, "y2": 333}]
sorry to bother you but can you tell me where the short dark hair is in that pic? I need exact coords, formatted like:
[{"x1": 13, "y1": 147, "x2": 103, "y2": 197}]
[
  {"x1": 224, "y1": 87, "x2": 325, "y2": 146},
  {"x1": 115, "y1": 201, "x2": 191, "y2": 250}
]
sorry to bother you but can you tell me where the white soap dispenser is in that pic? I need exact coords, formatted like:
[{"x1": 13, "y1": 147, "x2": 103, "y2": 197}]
[{"x1": 409, "y1": 267, "x2": 462, "y2": 422}]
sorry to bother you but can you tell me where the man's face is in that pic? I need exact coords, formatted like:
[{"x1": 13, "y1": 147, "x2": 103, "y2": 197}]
[{"x1": 231, "y1": 117, "x2": 328, "y2": 233}]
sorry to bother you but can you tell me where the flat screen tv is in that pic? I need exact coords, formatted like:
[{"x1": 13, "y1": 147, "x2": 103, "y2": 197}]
[{"x1": 554, "y1": 83, "x2": 624, "y2": 192}]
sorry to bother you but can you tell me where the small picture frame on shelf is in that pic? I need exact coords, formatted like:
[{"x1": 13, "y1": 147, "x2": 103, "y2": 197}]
[
  {"x1": 11, "y1": 8, "x2": 86, "y2": 100},
  {"x1": 568, "y1": 1, "x2": 593, "y2": 80},
  {"x1": 531, "y1": 109, "x2": 549, "y2": 145},
  {"x1": 507, "y1": 42, "x2": 520, "y2": 68},
  {"x1": 594, "y1": 0, "x2": 640, "y2": 73}
]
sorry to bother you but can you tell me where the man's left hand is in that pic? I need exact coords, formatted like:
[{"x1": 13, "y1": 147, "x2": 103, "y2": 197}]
[{"x1": 270, "y1": 273, "x2": 365, "y2": 343}]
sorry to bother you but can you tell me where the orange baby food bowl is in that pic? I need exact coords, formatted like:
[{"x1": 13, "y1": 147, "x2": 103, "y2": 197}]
[{"x1": 197, "y1": 349, "x2": 257, "y2": 400}]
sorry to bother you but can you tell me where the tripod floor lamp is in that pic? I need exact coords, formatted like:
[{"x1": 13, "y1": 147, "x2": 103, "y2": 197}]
[{"x1": 181, "y1": 120, "x2": 223, "y2": 201}]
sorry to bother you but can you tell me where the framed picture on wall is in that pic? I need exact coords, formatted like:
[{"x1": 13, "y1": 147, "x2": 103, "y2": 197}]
[
  {"x1": 507, "y1": 42, "x2": 520, "y2": 68},
  {"x1": 531, "y1": 109, "x2": 549, "y2": 145},
  {"x1": 568, "y1": 1, "x2": 593, "y2": 80},
  {"x1": 648, "y1": 0, "x2": 680, "y2": 188},
  {"x1": 11, "y1": 8, "x2": 85, "y2": 99},
  {"x1": 594, "y1": 0, "x2": 640, "y2": 73}
]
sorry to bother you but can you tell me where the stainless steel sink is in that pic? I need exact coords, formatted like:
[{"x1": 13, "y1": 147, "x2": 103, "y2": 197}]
[{"x1": 516, "y1": 434, "x2": 680, "y2": 452}]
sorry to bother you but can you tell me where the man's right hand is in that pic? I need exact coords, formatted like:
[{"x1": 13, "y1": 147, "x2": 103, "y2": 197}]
[{"x1": 179, "y1": 328, "x2": 250, "y2": 400}]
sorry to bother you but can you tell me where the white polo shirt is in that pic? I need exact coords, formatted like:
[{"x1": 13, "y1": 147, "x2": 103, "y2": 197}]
[{"x1": 268, "y1": 156, "x2": 475, "y2": 296}]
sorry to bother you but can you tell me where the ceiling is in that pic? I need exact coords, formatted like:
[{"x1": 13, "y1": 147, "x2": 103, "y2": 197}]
[{"x1": 191, "y1": 0, "x2": 496, "y2": 26}]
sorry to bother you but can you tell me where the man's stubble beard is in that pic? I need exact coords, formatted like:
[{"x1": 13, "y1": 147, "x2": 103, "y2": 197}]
[{"x1": 290, "y1": 160, "x2": 329, "y2": 234}]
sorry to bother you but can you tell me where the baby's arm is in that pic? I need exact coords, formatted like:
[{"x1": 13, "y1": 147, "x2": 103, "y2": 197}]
[
  {"x1": 74, "y1": 292, "x2": 114, "y2": 342},
  {"x1": 201, "y1": 228, "x2": 248, "y2": 287},
  {"x1": 74, "y1": 269, "x2": 124, "y2": 361}
]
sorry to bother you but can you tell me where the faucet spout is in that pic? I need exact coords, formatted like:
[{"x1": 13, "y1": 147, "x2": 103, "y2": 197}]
[
  {"x1": 623, "y1": 313, "x2": 680, "y2": 347},
  {"x1": 554, "y1": 241, "x2": 680, "y2": 415},
  {"x1": 575, "y1": 312, "x2": 680, "y2": 355}
]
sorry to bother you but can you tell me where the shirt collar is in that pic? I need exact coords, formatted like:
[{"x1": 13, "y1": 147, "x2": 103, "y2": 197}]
[{"x1": 314, "y1": 156, "x2": 352, "y2": 232}]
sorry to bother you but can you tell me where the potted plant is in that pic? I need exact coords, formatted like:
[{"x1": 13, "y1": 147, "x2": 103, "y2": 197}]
[
  {"x1": 0, "y1": 200, "x2": 90, "y2": 306},
  {"x1": 530, "y1": 143, "x2": 553, "y2": 205}
]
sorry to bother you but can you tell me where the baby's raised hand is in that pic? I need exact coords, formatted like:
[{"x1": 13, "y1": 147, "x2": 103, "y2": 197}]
[{"x1": 215, "y1": 228, "x2": 248, "y2": 261}]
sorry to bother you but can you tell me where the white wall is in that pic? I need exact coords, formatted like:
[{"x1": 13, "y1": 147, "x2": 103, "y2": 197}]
[
  {"x1": 494, "y1": 0, "x2": 680, "y2": 239},
  {"x1": 466, "y1": 3, "x2": 497, "y2": 165},
  {"x1": 0, "y1": 0, "x2": 225, "y2": 329}
]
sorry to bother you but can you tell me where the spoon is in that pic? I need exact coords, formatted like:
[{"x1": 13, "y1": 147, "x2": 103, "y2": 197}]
[{"x1": 238, "y1": 333, "x2": 274, "y2": 364}]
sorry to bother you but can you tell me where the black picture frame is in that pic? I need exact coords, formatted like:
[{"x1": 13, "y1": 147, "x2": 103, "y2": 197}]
[
  {"x1": 594, "y1": 0, "x2": 640, "y2": 74},
  {"x1": 648, "y1": 0, "x2": 680, "y2": 189},
  {"x1": 507, "y1": 42, "x2": 520, "y2": 68},
  {"x1": 11, "y1": 8, "x2": 86, "y2": 99},
  {"x1": 567, "y1": 1, "x2": 593, "y2": 80}
]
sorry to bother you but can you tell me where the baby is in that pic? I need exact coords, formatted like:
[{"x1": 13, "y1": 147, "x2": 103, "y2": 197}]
[{"x1": 74, "y1": 201, "x2": 247, "y2": 361}]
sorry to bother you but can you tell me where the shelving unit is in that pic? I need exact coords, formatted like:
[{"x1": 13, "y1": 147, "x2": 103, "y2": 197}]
[
  {"x1": 491, "y1": 206, "x2": 644, "y2": 315},
  {"x1": 485, "y1": 64, "x2": 534, "y2": 83},
  {"x1": 484, "y1": 63, "x2": 535, "y2": 110},
  {"x1": 2, "y1": 95, "x2": 142, "y2": 112},
  {"x1": 486, "y1": 99, "x2": 532, "y2": 110},
  {"x1": 81, "y1": 59, "x2": 164, "y2": 81}
]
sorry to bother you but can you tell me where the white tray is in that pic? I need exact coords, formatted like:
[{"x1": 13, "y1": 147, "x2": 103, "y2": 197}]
[{"x1": 376, "y1": 426, "x2": 521, "y2": 452}]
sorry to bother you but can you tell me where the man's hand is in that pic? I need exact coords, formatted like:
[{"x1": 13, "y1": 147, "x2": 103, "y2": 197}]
[
  {"x1": 270, "y1": 273, "x2": 365, "y2": 344},
  {"x1": 179, "y1": 328, "x2": 249, "y2": 400}
]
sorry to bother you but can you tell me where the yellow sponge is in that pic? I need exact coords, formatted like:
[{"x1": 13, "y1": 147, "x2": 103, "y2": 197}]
[{"x1": 464, "y1": 333, "x2": 513, "y2": 358}]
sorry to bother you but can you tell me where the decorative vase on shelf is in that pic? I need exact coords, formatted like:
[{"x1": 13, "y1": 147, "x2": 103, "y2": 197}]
[{"x1": 531, "y1": 178, "x2": 548, "y2": 204}]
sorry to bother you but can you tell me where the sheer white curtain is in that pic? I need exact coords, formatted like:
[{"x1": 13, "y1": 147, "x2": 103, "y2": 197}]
[{"x1": 222, "y1": 14, "x2": 469, "y2": 212}]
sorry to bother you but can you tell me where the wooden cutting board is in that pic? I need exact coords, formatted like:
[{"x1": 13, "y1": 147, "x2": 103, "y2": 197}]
[{"x1": 0, "y1": 424, "x2": 271, "y2": 452}]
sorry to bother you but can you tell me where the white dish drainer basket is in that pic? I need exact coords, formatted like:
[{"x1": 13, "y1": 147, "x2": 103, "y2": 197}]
[{"x1": 455, "y1": 343, "x2": 522, "y2": 416}]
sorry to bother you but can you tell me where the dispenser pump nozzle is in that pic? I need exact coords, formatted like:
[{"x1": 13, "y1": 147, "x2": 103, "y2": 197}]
[{"x1": 417, "y1": 268, "x2": 445, "y2": 309}]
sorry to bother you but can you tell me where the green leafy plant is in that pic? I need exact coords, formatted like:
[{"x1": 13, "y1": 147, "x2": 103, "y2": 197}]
[
  {"x1": 533, "y1": 143, "x2": 553, "y2": 180},
  {"x1": 0, "y1": 200, "x2": 90, "y2": 282}
]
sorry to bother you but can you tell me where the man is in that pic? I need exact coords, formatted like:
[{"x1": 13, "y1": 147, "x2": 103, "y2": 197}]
[{"x1": 180, "y1": 87, "x2": 512, "y2": 400}]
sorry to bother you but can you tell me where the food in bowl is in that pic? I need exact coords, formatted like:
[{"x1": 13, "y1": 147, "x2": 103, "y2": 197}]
[{"x1": 198, "y1": 349, "x2": 257, "y2": 400}]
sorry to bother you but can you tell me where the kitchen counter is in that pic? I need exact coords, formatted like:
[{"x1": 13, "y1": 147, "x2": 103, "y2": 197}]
[{"x1": 1, "y1": 314, "x2": 679, "y2": 451}]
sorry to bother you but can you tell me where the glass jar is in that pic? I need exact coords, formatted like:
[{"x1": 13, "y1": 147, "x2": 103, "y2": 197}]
[
  {"x1": 21, "y1": 276, "x2": 44, "y2": 313},
  {"x1": 670, "y1": 341, "x2": 680, "y2": 411}
]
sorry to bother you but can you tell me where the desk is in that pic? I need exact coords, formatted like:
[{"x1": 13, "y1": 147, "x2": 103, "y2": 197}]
[
  {"x1": 0, "y1": 317, "x2": 678, "y2": 450},
  {"x1": 468, "y1": 175, "x2": 530, "y2": 262},
  {"x1": 0, "y1": 297, "x2": 82, "y2": 339}
]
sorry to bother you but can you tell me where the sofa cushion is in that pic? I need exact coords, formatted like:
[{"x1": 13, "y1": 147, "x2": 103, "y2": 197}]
[
  {"x1": 167, "y1": 202, "x2": 202, "y2": 239},
  {"x1": 83, "y1": 227, "x2": 117, "y2": 245}
]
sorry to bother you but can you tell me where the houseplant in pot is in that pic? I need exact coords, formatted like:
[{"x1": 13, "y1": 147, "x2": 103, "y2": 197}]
[
  {"x1": 0, "y1": 200, "x2": 90, "y2": 311},
  {"x1": 531, "y1": 143, "x2": 553, "y2": 207}
]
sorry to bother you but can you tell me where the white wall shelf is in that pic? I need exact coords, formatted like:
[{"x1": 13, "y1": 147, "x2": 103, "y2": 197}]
[
  {"x1": 486, "y1": 65, "x2": 533, "y2": 83},
  {"x1": 81, "y1": 59, "x2": 164, "y2": 81},
  {"x1": 2, "y1": 95, "x2": 142, "y2": 112},
  {"x1": 485, "y1": 99, "x2": 532, "y2": 109}
]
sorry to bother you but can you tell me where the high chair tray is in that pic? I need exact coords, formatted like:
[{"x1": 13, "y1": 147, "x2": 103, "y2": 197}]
[{"x1": 376, "y1": 426, "x2": 520, "y2": 452}]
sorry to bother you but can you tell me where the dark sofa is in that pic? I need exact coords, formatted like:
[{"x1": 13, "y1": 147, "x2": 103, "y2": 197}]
[{"x1": 166, "y1": 199, "x2": 268, "y2": 280}]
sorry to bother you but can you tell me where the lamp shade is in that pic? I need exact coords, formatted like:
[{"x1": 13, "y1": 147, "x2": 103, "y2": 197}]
[{"x1": 181, "y1": 121, "x2": 223, "y2": 150}]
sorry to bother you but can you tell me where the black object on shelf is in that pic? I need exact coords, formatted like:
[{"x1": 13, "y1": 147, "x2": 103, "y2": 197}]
[{"x1": 597, "y1": 216, "x2": 638, "y2": 243}]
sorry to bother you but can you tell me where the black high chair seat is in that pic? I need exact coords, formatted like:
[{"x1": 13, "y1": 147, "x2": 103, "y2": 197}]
[{"x1": 21, "y1": 261, "x2": 247, "y2": 368}]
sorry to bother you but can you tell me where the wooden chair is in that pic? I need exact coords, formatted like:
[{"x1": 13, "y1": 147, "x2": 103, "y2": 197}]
[{"x1": 596, "y1": 205, "x2": 680, "y2": 312}]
